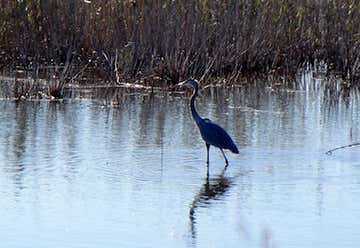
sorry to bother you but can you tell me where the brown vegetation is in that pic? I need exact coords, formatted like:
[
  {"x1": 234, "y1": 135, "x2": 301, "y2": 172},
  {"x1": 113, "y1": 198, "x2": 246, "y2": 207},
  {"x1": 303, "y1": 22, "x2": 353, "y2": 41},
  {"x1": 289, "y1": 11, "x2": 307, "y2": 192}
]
[{"x1": 1, "y1": 0, "x2": 360, "y2": 86}]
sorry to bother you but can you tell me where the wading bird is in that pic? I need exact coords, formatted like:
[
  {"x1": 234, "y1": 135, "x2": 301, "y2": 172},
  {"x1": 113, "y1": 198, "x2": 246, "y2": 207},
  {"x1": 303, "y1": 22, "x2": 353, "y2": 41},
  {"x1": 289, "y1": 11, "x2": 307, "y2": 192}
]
[{"x1": 179, "y1": 79, "x2": 239, "y2": 165}]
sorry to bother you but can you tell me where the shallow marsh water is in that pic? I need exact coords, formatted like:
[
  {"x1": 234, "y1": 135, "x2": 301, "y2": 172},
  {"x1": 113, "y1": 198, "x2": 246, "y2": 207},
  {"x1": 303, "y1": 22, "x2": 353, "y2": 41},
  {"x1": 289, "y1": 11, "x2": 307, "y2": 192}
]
[{"x1": 1, "y1": 75, "x2": 360, "y2": 247}]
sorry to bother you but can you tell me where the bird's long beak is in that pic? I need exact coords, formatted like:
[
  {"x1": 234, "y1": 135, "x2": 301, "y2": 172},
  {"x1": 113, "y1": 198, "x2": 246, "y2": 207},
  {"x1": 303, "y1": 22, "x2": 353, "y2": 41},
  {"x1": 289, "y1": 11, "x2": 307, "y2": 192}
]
[{"x1": 177, "y1": 80, "x2": 188, "y2": 91}]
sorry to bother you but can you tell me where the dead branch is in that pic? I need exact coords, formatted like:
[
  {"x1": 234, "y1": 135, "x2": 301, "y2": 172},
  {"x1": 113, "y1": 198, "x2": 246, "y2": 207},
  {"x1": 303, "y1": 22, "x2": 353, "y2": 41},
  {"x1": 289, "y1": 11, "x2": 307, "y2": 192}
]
[{"x1": 325, "y1": 142, "x2": 360, "y2": 155}]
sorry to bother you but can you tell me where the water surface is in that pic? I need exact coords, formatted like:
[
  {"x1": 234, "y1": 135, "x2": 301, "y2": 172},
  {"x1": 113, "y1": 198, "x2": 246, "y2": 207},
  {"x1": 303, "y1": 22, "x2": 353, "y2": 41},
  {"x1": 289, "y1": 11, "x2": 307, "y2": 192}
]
[{"x1": 1, "y1": 76, "x2": 360, "y2": 247}]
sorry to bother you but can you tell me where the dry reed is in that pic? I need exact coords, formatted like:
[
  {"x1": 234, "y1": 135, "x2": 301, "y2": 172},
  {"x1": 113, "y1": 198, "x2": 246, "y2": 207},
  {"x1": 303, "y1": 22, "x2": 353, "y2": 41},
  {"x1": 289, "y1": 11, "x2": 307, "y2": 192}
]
[{"x1": 1, "y1": 0, "x2": 360, "y2": 86}]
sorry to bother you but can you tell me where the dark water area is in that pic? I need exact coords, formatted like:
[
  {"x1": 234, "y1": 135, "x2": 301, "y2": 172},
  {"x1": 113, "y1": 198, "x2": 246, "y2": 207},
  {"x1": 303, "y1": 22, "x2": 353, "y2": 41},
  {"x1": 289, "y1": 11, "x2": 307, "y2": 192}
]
[{"x1": 1, "y1": 73, "x2": 360, "y2": 247}]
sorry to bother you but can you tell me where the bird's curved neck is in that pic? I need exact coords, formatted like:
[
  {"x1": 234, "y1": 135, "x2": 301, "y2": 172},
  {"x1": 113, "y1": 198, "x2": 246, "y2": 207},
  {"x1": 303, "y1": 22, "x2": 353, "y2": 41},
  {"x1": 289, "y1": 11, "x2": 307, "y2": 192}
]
[{"x1": 190, "y1": 87, "x2": 202, "y2": 124}]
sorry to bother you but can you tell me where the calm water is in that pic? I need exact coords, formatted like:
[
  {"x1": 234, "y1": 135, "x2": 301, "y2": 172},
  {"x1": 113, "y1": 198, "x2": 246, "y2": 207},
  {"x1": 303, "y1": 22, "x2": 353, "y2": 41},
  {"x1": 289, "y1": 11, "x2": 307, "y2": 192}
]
[{"x1": 1, "y1": 76, "x2": 360, "y2": 247}]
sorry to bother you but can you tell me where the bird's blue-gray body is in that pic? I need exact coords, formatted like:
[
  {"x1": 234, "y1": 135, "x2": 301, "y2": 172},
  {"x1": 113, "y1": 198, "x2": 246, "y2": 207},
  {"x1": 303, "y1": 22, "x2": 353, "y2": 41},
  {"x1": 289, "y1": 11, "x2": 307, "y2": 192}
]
[
  {"x1": 181, "y1": 79, "x2": 239, "y2": 165},
  {"x1": 197, "y1": 119, "x2": 239, "y2": 154}
]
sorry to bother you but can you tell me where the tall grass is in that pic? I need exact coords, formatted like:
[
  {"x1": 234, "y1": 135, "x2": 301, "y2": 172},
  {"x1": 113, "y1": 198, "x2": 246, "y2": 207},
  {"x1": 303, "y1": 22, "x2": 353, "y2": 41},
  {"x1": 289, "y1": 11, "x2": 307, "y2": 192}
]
[{"x1": 1, "y1": 0, "x2": 360, "y2": 85}]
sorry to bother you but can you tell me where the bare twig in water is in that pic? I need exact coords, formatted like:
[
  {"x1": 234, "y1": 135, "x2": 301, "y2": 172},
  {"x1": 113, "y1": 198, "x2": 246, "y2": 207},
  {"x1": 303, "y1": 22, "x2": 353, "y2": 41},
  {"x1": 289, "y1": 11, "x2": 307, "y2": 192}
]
[{"x1": 325, "y1": 142, "x2": 360, "y2": 155}]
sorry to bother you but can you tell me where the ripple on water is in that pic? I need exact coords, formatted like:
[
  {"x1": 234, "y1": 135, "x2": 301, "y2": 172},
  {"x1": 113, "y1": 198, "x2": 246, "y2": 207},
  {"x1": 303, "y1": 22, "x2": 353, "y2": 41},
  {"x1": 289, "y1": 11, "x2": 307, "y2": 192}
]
[{"x1": 0, "y1": 83, "x2": 360, "y2": 247}]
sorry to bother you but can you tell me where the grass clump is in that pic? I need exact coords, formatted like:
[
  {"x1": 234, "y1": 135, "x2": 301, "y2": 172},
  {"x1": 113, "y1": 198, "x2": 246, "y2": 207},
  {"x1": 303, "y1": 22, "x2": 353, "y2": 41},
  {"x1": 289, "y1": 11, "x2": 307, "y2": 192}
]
[{"x1": 0, "y1": 0, "x2": 360, "y2": 86}]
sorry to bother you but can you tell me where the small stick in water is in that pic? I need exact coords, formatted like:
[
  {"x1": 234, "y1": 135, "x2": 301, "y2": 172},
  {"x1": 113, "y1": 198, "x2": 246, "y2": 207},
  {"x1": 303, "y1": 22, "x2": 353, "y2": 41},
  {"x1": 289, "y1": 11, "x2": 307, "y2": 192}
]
[{"x1": 325, "y1": 142, "x2": 360, "y2": 155}]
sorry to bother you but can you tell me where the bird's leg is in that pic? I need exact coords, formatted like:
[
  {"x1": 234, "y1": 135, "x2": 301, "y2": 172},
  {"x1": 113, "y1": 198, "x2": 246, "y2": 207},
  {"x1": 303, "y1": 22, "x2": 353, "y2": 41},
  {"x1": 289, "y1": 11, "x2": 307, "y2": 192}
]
[
  {"x1": 220, "y1": 149, "x2": 229, "y2": 166},
  {"x1": 206, "y1": 143, "x2": 210, "y2": 165}
]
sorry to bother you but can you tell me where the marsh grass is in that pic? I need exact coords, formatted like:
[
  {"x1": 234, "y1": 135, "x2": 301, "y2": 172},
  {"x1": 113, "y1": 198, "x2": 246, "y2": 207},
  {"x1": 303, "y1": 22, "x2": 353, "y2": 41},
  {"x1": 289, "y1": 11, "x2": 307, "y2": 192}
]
[
  {"x1": 2, "y1": 76, "x2": 66, "y2": 100},
  {"x1": 1, "y1": 1, "x2": 360, "y2": 87},
  {"x1": 13, "y1": 79, "x2": 33, "y2": 100}
]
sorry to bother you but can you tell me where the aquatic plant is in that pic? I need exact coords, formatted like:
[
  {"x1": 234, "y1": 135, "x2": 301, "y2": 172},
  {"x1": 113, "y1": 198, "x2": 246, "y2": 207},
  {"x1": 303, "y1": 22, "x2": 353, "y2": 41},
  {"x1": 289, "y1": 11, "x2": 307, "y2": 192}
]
[{"x1": 0, "y1": 0, "x2": 360, "y2": 86}]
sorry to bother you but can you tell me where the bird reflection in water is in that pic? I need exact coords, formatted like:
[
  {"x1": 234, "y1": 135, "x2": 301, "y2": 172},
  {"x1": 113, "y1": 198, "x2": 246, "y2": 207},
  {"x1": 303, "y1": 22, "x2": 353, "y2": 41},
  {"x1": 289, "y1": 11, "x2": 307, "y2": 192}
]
[{"x1": 188, "y1": 166, "x2": 233, "y2": 244}]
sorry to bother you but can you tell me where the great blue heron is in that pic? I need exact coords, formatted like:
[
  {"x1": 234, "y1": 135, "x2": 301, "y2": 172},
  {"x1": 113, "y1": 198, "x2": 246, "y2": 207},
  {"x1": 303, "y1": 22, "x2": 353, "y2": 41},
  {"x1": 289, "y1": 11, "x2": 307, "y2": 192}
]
[{"x1": 179, "y1": 79, "x2": 239, "y2": 165}]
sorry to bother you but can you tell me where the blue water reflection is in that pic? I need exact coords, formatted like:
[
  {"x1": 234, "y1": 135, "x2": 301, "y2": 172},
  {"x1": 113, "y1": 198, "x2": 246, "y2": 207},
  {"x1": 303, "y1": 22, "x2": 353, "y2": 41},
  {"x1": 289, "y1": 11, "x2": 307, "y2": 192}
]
[{"x1": 1, "y1": 80, "x2": 360, "y2": 247}]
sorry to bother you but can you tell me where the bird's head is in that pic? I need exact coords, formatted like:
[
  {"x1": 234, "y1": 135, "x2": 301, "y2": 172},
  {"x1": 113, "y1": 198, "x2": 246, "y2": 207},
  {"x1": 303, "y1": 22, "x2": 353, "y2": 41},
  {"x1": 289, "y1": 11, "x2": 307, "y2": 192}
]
[{"x1": 178, "y1": 78, "x2": 199, "y2": 91}]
